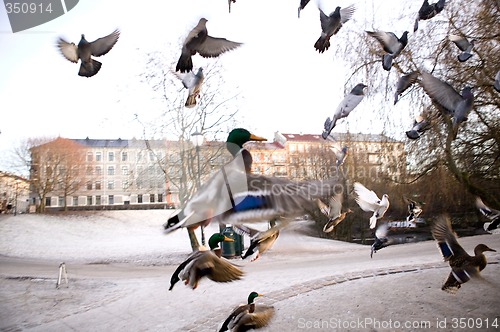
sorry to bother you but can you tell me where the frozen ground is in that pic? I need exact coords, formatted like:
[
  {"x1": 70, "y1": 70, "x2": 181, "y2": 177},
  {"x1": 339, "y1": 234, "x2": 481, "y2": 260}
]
[{"x1": 0, "y1": 210, "x2": 499, "y2": 331}]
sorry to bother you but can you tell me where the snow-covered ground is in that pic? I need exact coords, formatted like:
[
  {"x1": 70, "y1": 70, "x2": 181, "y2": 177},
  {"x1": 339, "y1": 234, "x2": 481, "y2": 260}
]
[{"x1": 0, "y1": 211, "x2": 499, "y2": 331}]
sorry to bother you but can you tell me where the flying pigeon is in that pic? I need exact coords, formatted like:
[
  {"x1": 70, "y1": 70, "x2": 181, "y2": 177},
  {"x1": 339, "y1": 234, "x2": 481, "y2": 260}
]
[
  {"x1": 448, "y1": 34, "x2": 475, "y2": 62},
  {"x1": 57, "y1": 29, "x2": 120, "y2": 77},
  {"x1": 405, "y1": 197, "x2": 423, "y2": 223},
  {"x1": 394, "y1": 71, "x2": 419, "y2": 105},
  {"x1": 494, "y1": 70, "x2": 500, "y2": 93},
  {"x1": 366, "y1": 30, "x2": 409, "y2": 71},
  {"x1": 228, "y1": 0, "x2": 236, "y2": 13},
  {"x1": 413, "y1": 0, "x2": 446, "y2": 32},
  {"x1": 322, "y1": 83, "x2": 367, "y2": 139},
  {"x1": 176, "y1": 18, "x2": 243, "y2": 73},
  {"x1": 333, "y1": 145, "x2": 348, "y2": 171},
  {"x1": 371, "y1": 222, "x2": 390, "y2": 258},
  {"x1": 353, "y1": 182, "x2": 390, "y2": 229},
  {"x1": 298, "y1": 0, "x2": 311, "y2": 18},
  {"x1": 174, "y1": 67, "x2": 205, "y2": 108},
  {"x1": 314, "y1": 5, "x2": 355, "y2": 53},
  {"x1": 405, "y1": 113, "x2": 430, "y2": 140},
  {"x1": 432, "y1": 215, "x2": 496, "y2": 294},
  {"x1": 475, "y1": 197, "x2": 500, "y2": 233},
  {"x1": 317, "y1": 193, "x2": 352, "y2": 233},
  {"x1": 420, "y1": 71, "x2": 474, "y2": 138}
]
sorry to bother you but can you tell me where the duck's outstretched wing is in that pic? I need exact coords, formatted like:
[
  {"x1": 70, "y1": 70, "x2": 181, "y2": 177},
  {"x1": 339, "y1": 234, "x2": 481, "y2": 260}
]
[{"x1": 431, "y1": 215, "x2": 468, "y2": 261}]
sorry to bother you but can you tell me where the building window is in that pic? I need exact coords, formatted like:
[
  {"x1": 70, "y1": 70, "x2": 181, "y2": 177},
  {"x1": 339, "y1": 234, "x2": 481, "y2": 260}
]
[
  {"x1": 96, "y1": 152, "x2": 102, "y2": 161},
  {"x1": 109, "y1": 195, "x2": 114, "y2": 204},
  {"x1": 73, "y1": 196, "x2": 78, "y2": 206},
  {"x1": 87, "y1": 181, "x2": 92, "y2": 190},
  {"x1": 87, "y1": 152, "x2": 93, "y2": 162},
  {"x1": 95, "y1": 166, "x2": 102, "y2": 175},
  {"x1": 108, "y1": 152, "x2": 114, "y2": 162},
  {"x1": 108, "y1": 166, "x2": 114, "y2": 175},
  {"x1": 107, "y1": 181, "x2": 114, "y2": 190},
  {"x1": 122, "y1": 181, "x2": 129, "y2": 189},
  {"x1": 121, "y1": 152, "x2": 128, "y2": 162},
  {"x1": 96, "y1": 195, "x2": 101, "y2": 205},
  {"x1": 87, "y1": 196, "x2": 92, "y2": 205},
  {"x1": 138, "y1": 194, "x2": 143, "y2": 203},
  {"x1": 150, "y1": 194, "x2": 155, "y2": 203},
  {"x1": 122, "y1": 166, "x2": 128, "y2": 175},
  {"x1": 86, "y1": 166, "x2": 93, "y2": 176},
  {"x1": 95, "y1": 181, "x2": 101, "y2": 190},
  {"x1": 58, "y1": 196, "x2": 64, "y2": 207},
  {"x1": 45, "y1": 197, "x2": 51, "y2": 207},
  {"x1": 158, "y1": 193, "x2": 163, "y2": 202}
]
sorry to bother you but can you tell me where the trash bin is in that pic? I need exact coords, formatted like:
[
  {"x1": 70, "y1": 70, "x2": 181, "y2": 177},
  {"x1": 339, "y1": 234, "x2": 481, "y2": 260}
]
[{"x1": 220, "y1": 225, "x2": 244, "y2": 258}]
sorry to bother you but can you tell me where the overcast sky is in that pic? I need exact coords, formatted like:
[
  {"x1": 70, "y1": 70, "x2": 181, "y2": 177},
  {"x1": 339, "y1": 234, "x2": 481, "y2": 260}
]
[{"x1": 0, "y1": 0, "x2": 421, "y2": 172}]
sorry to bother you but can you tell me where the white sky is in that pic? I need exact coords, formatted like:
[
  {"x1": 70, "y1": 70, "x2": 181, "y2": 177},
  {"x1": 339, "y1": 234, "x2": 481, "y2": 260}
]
[{"x1": 0, "y1": 0, "x2": 420, "y2": 172}]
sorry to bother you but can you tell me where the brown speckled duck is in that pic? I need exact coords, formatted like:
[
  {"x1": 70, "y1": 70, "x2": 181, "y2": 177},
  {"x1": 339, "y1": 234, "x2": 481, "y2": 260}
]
[
  {"x1": 431, "y1": 215, "x2": 496, "y2": 294},
  {"x1": 317, "y1": 193, "x2": 352, "y2": 233},
  {"x1": 219, "y1": 292, "x2": 275, "y2": 332}
]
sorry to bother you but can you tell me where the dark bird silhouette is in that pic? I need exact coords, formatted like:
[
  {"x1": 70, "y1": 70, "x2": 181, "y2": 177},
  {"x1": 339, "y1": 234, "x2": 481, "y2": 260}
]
[
  {"x1": 57, "y1": 29, "x2": 120, "y2": 77},
  {"x1": 394, "y1": 71, "x2": 419, "y2": 105},
  {"x1": 371, "y1": 223, "x2": 390, "y2": 258},
  {"x1": 219, "y1": 292, "x2": 275, "y2": 332},
  {"x1": 494, "y1": 70, "x2": 500, "y2": 93},
  {"x1": 314, "y1": 4, "x2": 355, "y2": 53},
  {"x1": 228, "y1": 0, "x2": 236, "y2": 13},
  {"x1": 420, "y1": 71, "x2": 474, "y2": 138},
  {"x1": 476, "y1": 197, "x2": 500, "y2": 233},
  {"x1": 366, "y1": 30, "x2": 409, "y2": 71},
  {"x1": 174, "y1": 67, "x2": 205, "y2": 108},
  {"x1": 431, "y1": 215, "x2": 496, "y2": 294},
  {"x1": 176, "y1": 18, "x2": 243, "y2": 73},
  {"x1": 169, "y1": 233, "x2": 243, "y2": 290},
  {"x1": 322, "y1": 83, "x2": 367, "y2": 139},
  {"x1": 448, "y1": 34, "x2": 476, "y2": 62},
  {"x1": 404, "y1": 197, "x2": 423, "y2": 223},
  {"x1": 298, "y1": 0, "x2": 311, "y2": 18},
  {"x1": 414, "y1": 0, "x2": 446, "y2": 32}
]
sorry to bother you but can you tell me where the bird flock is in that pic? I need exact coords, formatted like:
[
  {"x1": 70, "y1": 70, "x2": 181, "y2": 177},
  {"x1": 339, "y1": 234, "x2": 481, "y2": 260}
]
[{"x1": 53, "y1": 1, "x2": 498, "y2": 330}]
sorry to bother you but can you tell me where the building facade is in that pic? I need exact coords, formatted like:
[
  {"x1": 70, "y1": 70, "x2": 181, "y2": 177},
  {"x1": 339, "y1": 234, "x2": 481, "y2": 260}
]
[{"x1": 0, "y1": 171, "x2": 30, "y2": 214}]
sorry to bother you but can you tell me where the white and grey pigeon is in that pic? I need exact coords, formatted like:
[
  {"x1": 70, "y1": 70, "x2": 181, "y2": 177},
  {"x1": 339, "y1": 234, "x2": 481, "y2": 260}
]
[
  {"x1": 420, "y1": 71, "x2": 474, "y2": 138},
  {"x1": 448, "y1": 34, "x2": 475, "y2": 62},
  {"x1": 322, "y1": 83, "x2": 367, "y2": 139},
  {"x1": 406, "y1": 113, "x2": 430, "y2": 140},
  {"x1": 298, "y1": 0, "x2": 311, "y2": 18},
  {"x1": 413, "y1": 0, "x2": 446, "y2": 32},
  {"x1": 371, "y1": 222, "x2": 390, "y2": 258},
  {"x1": 475, "y1": 197, "x2": 500, "y2": 233},
  {"x1": 174, "y1": 67, "x2": 205, "y2": 108},
  {"x1": 366, "y1": 30, "x2": 409, "y2": 71},
  {"x1": 494, "y1": 70, "x2": 500, "y2": 93},
  {"x1": 394, "y1": 71, "x2": 419, "y2": 105},
  {"x1": 57, "y1": 29, "x2": 120, "y2": 77},
  {"x1": 314, "y1": 4, "x2": 355, "y2": 53},
  {"x1": 176, "y1": 18, "x2": 243, "y2": 73},
  {"x1": 353, "y1": 182, "x2": 390, "y2": 229}
]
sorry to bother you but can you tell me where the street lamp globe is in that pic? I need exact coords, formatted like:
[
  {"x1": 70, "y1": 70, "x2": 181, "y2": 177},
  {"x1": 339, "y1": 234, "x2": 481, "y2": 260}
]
[{"x1": 191, "y1": 129, "x2": 204, "y2": 147}]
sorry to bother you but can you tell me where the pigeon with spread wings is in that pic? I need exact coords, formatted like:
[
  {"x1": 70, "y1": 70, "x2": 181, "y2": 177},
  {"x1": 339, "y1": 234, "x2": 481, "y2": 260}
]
[
  {"x1": 353, "y1": 182, "x2": 389, "y2": 229},
  {"x1": 317, "y1": 193, "x2": 352, "y2": 233},
  {"x1": 314, "y1": 4, "x2": 355, "y2": 53}
]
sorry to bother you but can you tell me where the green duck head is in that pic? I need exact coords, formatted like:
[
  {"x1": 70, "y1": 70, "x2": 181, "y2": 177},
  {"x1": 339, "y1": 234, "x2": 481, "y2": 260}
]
[
  {"x1": 226, "y1": 128, "x2": 267, "y2": 156},
  {"x1": 208, "y1": 233, "x2": 234, "y2": 250},
  {"x1": 247, "y1": 291, "x2": 263, "y2": 304}
]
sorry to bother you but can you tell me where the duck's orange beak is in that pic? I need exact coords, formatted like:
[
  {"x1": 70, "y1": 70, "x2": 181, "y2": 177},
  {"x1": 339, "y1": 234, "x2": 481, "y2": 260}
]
[{"x1": 249, "y1": 134, "x2": 267, "y2": 142}]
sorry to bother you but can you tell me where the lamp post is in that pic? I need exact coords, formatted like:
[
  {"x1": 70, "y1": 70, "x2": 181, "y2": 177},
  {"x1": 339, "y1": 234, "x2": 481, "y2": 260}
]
[{"x1": 191, "y1": 129, "x2": 205, "y2": 244}]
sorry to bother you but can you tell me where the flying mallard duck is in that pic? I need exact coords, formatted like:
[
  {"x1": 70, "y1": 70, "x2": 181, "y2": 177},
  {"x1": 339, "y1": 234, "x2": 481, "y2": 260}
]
[
  {"x1": 219, "y1": 292, "x2": 275, "y2": 332},
  {"x1": 169, "y1": 233, "x2": 243, "y2": 290},
  {"x1": 404, "y1": 196, "x2": 423, "y2": 223},
  {"x1": 234, "y1": 220, "x2": 282, "y2": 261},
  {"x1": 431, "y1": 215, "x2": 496, "y2": 294},
  {"x1": 353, "y1": 182, "x2": 390, "y2": 229},
  {"x1": 317, "y1": 193, "x2": 352, "y2": 233},
  {"x1": 164, "y1": 127, "x2": 339, "y2": 233},
  {"x1": 475, "y1": 197, "x2": 500, "y2": 233}
]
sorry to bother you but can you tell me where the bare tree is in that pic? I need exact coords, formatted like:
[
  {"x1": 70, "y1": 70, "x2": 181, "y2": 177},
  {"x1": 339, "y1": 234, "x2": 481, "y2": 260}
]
[{"x1": 138, "y1": 44, "x2": 241, "y2": 250}]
